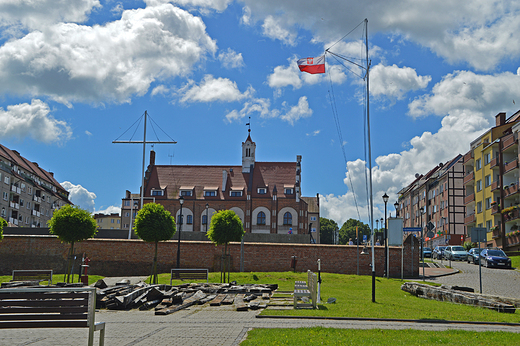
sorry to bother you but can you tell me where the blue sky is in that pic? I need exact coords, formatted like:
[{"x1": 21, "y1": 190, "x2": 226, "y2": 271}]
[{"x1": 1, "y1": 0, "x2": 520, "y2": 227}]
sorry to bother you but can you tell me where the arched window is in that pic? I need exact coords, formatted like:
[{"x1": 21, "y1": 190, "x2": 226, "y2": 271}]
[
  {"x1": 257, "y1": 211, "x2": 266, "y2": 225},
  {"x1": 283, "y1": 212, "x2": 292, "y2": 225},
  {"x1": 186, "y1": 215, "x2": 193, "y2": 224}
]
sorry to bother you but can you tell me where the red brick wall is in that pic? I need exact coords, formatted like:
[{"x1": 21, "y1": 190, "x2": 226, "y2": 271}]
[{"x1": 0, "y1": 235, "x2": 419, "y2": 278}]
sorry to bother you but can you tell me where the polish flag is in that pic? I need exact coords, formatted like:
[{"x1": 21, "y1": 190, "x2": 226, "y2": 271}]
[{"x1": 297, "y1": 55, "x2": 325, "y2": 74}]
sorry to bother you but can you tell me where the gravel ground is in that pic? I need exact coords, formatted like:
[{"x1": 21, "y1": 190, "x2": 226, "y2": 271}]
[{"x1": 425, "y1": 259, "x2": 520, "y2": 298}]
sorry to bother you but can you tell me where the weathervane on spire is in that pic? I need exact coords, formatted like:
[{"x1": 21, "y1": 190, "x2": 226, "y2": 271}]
[{"x1": 246, "y1": 116, "x2": 251, "y2": 133}]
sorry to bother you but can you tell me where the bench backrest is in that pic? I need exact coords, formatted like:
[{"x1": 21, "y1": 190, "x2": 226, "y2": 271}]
[
  {"x1": 12, "y1": 270, "x2": 53, "y2": 285},
  {"x1": 170, "y1": 269, "x2": 209, "y2": 285},
  {"x1": 0, "y1": 286, "x2": 96, "y2": 329},
  {"x1": 306, "y1": 270, "x2": 318, "y2": 309}
]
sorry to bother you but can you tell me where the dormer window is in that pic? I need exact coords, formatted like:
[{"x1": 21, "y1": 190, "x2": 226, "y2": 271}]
[
  {"x1": 230, "y1": 191, "x2": 242, "y2": 197},
  {"x1": 284, "y1": 188, "x2": 294, "y2": 195},
  {"x1": 257, "y1": 187, "x2": 267, "y2": 195},
  {"x1": 181, "y1": 190, "x2": 192, "y2": 197},
  {"x1": 204, "y1": 187, "x2": 218, "y2": 197},
  {"x1": 151, "y1": 189, "x2": 164, "y2": 196}
]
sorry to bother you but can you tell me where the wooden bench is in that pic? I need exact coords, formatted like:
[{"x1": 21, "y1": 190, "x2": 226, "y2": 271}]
[
  {"x1": 0, "y1": 286, "x2": 105, "y2": 346},
  {"x1": 170, "y1": 268, "x2": 209, "y2": 285},
  {"x1": 294, "y1": 270, "x2": 317, "y2": 309},
  {"x1": 12, "y1": 270, "x2": 53, "y2": 285}
]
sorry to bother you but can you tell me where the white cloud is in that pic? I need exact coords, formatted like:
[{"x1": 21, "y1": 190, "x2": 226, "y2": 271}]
[
  {"x1": 151, "y1": 85, "x2": 169, "y2": 97},
  {"x1": 0, "y1": 4, "x2": 217, "y2": 105},
  {"x1": 369, "y1": 64, "x2": 431, "y2": 101},
  {"x1": 178, "y1": 75, "x2": 252, "y2": 103},
  {"x1": 262, "y1": 15, "x2": 297, "y2": 46},
  {"x1": 61, "y1": 181, "x2": 97, "y2": 212},
  {"x1": 306, "y1": 130, "x2": 320, "y2": 136},
  {"x1": 280, "y1": 96, "x2": 313, "y2": 125},
  {"x1": 94, "y1": 205, "x2": 121, "y2": 216},
  {"x1": 0, "y1": 99, "x2": 71, "y2": 143},
  {"x1": 218, "y1": 48, "x2": 244, "y2": 69},
  {"x1": 144, "y1": 0, "x2": 233, "y2": 12},
  {"x1": 225, "y1": 97, "x2": 276, "y2": 122},
  {"x1": 0, "y1": 0, "x2": 101, "y2": 31}
]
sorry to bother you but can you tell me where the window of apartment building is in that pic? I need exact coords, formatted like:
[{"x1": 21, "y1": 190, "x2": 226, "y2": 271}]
[
  {"x1": 477, "y1": 201, "x2": 482, "y2": 213},
  {"x1": 27, "y1": 202, "x2": 30, "y2": 209},
  {"x1": 257, "y1": 188, "x2": 267, "y2": 195},
  {"x1": 310, "y1": 216, "x2": 317, "y2": 221},
  {"x1": 97, "y1": 219, "x2": 102, "y2": 224},
  {"x1": 124, "y1": 200, "x2": 130, "y2": 206},
  {"x1": 406, "y1": 212, "x2": 409, "y2": 219},
  {"x1": 484, "y1": 152, "x2": 491, "y2": 165},
  {"x1": 257, "y1": 211, "x2": 266, "y2": 225},
  {"x1": 485, "y1": 175, "x2": 491, "y2": 187},
  {"x1": 181, "y1": 190, "x2": 192, "y2": 196},
  {"x1": 20, "y1": 199, "x2": 24, "y2": 207},
  {"x1": 485, "y1": 197, "x2": 492, "y2": 209},
  {"x1": 186, "y1": 215, "x2": 193, "y2": 224},
  {"x1": 117, "y1": 219, "x2": 120, "y2": 224},
  {"x1": 440, "y1": 184, "x2": 444, "y2": 193},
  {"x1": 441, "y1": 200, "x2": 444, "y2": 209},
  {"x1": 151, "y1": 189, "x2": 163, "y2": 196},
  {"x1": 124, "y1": 212, "x2": 129, "y2": 217},
  {"x1": 476, "y1": 180, "x2": 482, "y2": 192},
  {"x1": 1, "y1": 207, "x2": 5, "y2": 218},
  {"x1": 283, "y1": 212, "x2": 293, "y2": 225},
  {"x1": 476, "y1": 158, "x2": 481, "y2": 170},
  {"x1": 28, "y1": 187, "x2": 32, "y2": 195},
  {"x1": 4, "y1": 176, "x2": 9, "y2": 184},
  {"x1": 433, "y1": 205, "x2": 438, "y2": 213},
  {"x1": 2, "y1": 192, "x2": 7, "y2": 201},
  {"x1": 230, "y1": 191, "x2": 242, "y2": 197},
  {"x1": 486, "y1": 220, "x2": 492, "y2": 230},
  {"x1": 204, "y1": 190, "x2": 216, "y2": 197},
  {"x1": 111, "y1": 219, "x2": 114, "y2": 223},
  {"x1": 284, "y1": 188, "x2": 294, "y2": 194}
]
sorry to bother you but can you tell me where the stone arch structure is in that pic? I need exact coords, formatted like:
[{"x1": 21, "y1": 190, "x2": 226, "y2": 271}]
[
  {"x1": 199, "y1": 208, "x2": 216, "y2": 232},
  {"x1": 176, "y1": 207, "x2": 193, "y2": 232},
  {"x1": 252, "y1": 206, "x2": 271, "y2": 233}
]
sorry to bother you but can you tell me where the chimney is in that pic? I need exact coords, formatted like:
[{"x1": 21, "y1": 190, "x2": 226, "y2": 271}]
[
  {"x1": 222, "y1": 170, "x2": 228, "y2": 192},
  {"x1": 496, "y1": 112, "x2": 506, "y2": 126},
  {"x1": 150, "y1": 150, "x2": 156, "y2": 166}
]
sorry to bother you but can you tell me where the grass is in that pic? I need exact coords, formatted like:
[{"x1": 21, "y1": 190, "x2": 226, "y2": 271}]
[
  {"x1": 511, "y1": 255, "x2": 520, "y2": 269},
  {"x1": 0, "y1": 274, "x2": 104, "y2": 286},
  {"x1": 241, "y1": 327, "x2": 520, "y2": 345}
]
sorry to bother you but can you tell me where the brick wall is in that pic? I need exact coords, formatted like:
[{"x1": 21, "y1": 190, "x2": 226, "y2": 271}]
[{"x1": 0, "y1": 235, "x2": 419, "y2": 278}]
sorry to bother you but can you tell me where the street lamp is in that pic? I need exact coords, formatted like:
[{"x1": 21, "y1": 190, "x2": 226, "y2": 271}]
[
  {"x1": 394, "y1": 201, "x2": 399, "y2": 217},
  {"x1": 419, "y1": 206, "x2": 425, "y2": 281},
  {"x1": 205, "y1": 203, "x2": 209, "y2": 233},
  {"x1": 176, "y1": 196, "x2": 184, "y2": 268},
  {"x1": 382, "y1": 193, "x2": 389, "y2": 278}
]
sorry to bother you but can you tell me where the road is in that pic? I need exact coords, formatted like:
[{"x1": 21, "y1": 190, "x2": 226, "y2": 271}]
[{"x1": 425, "y1": 258, "x2": 520, "y2": 298}]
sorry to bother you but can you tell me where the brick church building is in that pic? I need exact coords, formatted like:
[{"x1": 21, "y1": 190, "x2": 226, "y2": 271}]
[{"x1": 121, "y1": 132, "x2": 319, "y2": 242}]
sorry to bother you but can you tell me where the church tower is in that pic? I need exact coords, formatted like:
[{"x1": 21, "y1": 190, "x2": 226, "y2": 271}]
[{"x1": 242, "y1": 130, "x2": 256, "y2": 173}]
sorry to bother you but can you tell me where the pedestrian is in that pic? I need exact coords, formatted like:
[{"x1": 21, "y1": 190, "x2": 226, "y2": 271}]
[
  {"x1": 349, "y1": 238, "x2": 353, "y2": 245},
  {"x1": 376, "y1": 239, "x2": 381, "y2": 246},
  {"x1": 288, "y1": 227, "x2": 292, "y2": 234}
]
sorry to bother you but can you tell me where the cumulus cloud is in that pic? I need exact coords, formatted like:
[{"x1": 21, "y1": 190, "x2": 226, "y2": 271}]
[
  {"x1": 225, "y1": 96, "x2": 312, "y2": 124},
  {"x1": 369, "y1": 64, "x2": 431, "y2": 101},
  {"x1": 0, "y1": 4, "x2": 217, "y2": 105},
  {"x1": 0, "y1": 99, "x2": 71, "y2": 143},
  {"x1": 61, "y1": 181, "x2": 97, "y2": 212},
  {"x1": 280, "y1": 96, "x2": 313, "y2": 125},
  {"x1": 262, "y1": 15, "x2": 297, "y2": 46},
  {"x1": 144, "y1": 0, "x2": 233, "y2": 12},
  {"x1": 94, "y1": 205, "x2": 122, "y2": 216},
  {"x1": 177, "y1": 75, "x2": 252, "y2": 103},
  {"x1": 0, "y1": 0, "x2": 100, "y2": 31},
  {"x1": 218, "y1": 48, "x2": 244, "y2": 69}
]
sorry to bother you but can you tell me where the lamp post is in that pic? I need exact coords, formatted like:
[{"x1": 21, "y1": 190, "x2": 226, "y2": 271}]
[
  {"x1": 205, "y1": 203, "x2": 209, "y2": 232},
  {"x1": 382, "y1": 193, "x2": 389, "y2": 278},
  {"x1": 394, "y1": 201, "x2": 399, "y2": 217},
  {"x1": 419, "y1": 206, "x2": 425, "y2": 281},
  {"x1": 176, "y1": 196, "x2": 184, "y2": 268}
]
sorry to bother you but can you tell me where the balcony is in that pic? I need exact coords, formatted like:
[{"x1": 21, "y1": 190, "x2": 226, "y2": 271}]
[
  {"x1": 504, "y1": 183, "x2": 519, "y2": 198},
  {"x1": 10, "y1": 185, "x2": 21, "y2": 194},
  {"x1": 490, "y1": 157, "x2": 498, "y2": 169},
  {"x1": 464, "y1": 213, "x2": 475, "y2": 225},
  {"x1": 463, "y1": 171, "x2": 474, "y2": 185},
  {"x1": 463, "y1": 150, "x2": 474, "y2": 164},
  {"x1": 503, "y1": 208, "x2": 520, "y2": 222},
  {"x1": 464, "y1": 193, "x2": 475, "y2": 205},
  {"x1": 504, "y1": 158, "x2": 519, "y2": 174},
  {"x1": 33, "y1": 196, "x2": 41, "y2": 203},
  {"x1": 502, "y1": 133, "x2": 518, "y2": 151},
  {"x1": 9, "y1": 201, "x2": 19, "y2": 210},
  {"x1": 491, "y1": 204, "x2": 500, "y2": 214},
  {"x1": 31, "y1": 210, "x2": 40, "y2": 217},
  {"x1": 9, "y1": 217, "x2": 18, "y2": 226},
  {"x1": 492, "y1": 227, "x2": 501, "y2": 239},
  {"x1": 491, "y1": 180, "x2": 501, "y2": 191}
]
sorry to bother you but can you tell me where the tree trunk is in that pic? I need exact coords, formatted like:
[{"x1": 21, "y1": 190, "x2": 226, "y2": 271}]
[
  {"x1": 65, "y1": 241, "x2": 75, "y2": 284},
  {"x1": 153, "y1": 241, "x2": 158, "y2": 284}
]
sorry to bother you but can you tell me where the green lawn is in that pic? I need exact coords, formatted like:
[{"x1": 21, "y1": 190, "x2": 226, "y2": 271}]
[
  {"x1": 241, "y1": 328, "x2": 520, "y2": 345},
  {"x1": 511, "y1": 255, "x2": 520, "y2": 269}
]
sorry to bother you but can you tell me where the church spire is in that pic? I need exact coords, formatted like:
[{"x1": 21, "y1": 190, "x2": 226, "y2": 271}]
[{"x1": 242, "y1": 117, "x2": 255, "y2": 173}]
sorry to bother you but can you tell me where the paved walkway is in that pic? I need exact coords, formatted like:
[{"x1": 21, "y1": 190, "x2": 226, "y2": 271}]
[{"x1": 3, "y1": 269, "x2": 519, "y2": 346}]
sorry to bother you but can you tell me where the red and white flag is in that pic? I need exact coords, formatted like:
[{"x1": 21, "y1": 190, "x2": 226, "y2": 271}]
[{"x1": 297, "y1": 55, "x2": 325, "y2": 74}]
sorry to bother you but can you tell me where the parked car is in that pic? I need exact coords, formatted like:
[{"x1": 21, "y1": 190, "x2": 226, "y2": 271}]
[
  {"x1": 422, "y1": 247, "x2": 432, "y2": 258},
  {"x1": 480, "y1": 248, "x2": 512, "y2": 268},
  {"x1": 433, "y1": 246, "x2": 446, "y2": 260},
  {"x1": 443, "y1": 245, "x2": 468, "y2": 261},
  {"x1": 467, "y1": 248, "x2": 482, "y2": 264}
]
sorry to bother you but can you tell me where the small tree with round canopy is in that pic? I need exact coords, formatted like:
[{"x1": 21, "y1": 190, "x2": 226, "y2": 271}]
[
  {"x1": 48, "y1": 205, "x2": 97, "y2": 283},
  {"x1": 133, "y1": 203, "x2": 176, "y2": 284},
  {"x1": 207, "y1": 210, "x2": 244, "y2": 283}
]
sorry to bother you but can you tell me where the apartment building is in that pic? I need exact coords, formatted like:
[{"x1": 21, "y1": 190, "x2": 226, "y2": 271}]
[
  {"x1": 397, "y1": 154, "x2": 465, "y2": 247},
  {"x1": 94, "y1": 213, "x2": 121, "y2": 229},
  {"x1": 464, "y1": 111, "x2": 520, "y2": 251},
  {"x1": 0, "y1": 144, "x2": 71, "y2": 227}
]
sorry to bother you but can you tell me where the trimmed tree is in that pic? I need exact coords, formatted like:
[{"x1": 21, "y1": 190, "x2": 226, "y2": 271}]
[
  {"x1": 0, "y1": 217, "x2": 6, "y2": 240},
  {"x1": 133, "y1": 203, "x2": 176, "y2": 284},
  {"x1": 48, "y1": 205, "x2": 97, "y2": 283},
  {"x1": 207, "y1": 210, "x2": 244, "y2": 283}
]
